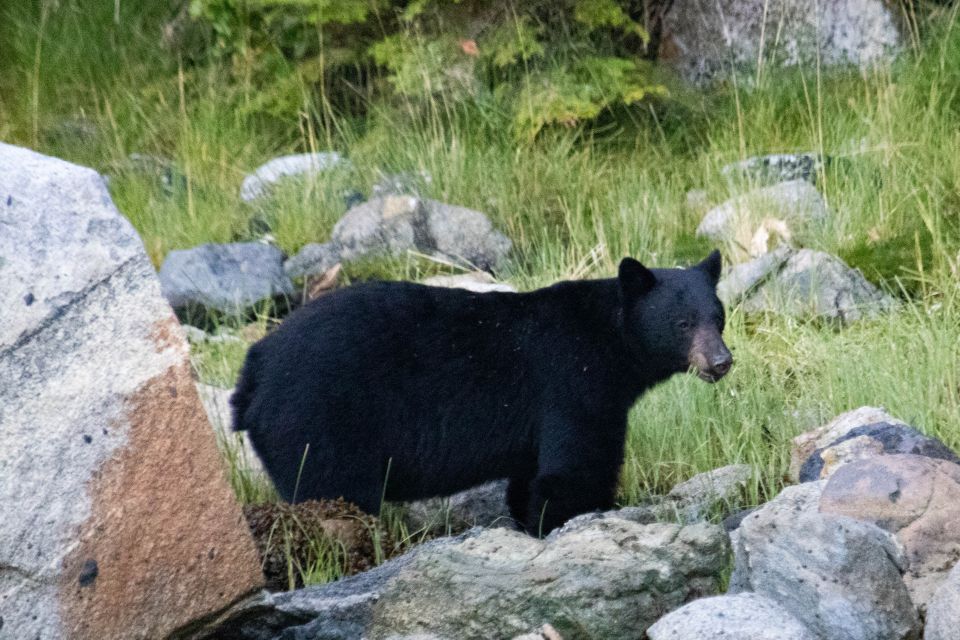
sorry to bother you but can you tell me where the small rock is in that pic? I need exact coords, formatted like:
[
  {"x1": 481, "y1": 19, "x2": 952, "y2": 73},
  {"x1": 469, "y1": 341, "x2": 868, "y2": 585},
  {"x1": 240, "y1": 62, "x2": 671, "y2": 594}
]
[
  {"x1": 422, "y1": 272, "x2": 517, "y2": 293},
  {"x1": 284, "y1": 242, "x2": 342, "y2": 280},
  {"x1": 721, "y1": 153, "x2": 827, "y2": 185},
  {"x1": 332, "y1": 196, "x2": 511, "y2": 271},
  {"x1": 696, "y1": 180, "x2": 828, "y2": 251},
  {"x1": 665, "y1": 464, "x2": 752, "y2": 521},
  {"x1": 799, "y1": 421, "x2": 960, "y2": 482},
  {"x1": 426, "y1": 199, "x2": 513, "y2": 270},
  {"x1": 925, "y1": 562, "x2": 960, "y2": 640},
  {"x1": 182, "y1": 325, "x2": 244, "y2": 345},
  {"x1": 240, "y1": 152, "x2": 345, "y2": 202},
  {"x1": 158, "y1": 242, "x2": 294, "y2": 316},
  {"x1": 403, "y1": 480, "x2": 514, "y2": 535},
  {"x1": 820, "y1": 454, "x2": 960, "y2": 611},
  {"x1": 729, "y1": 481, "x2": 919, "y2": 640},
  {"x1": 647, "y1": 592, "x2": 816, "y2": 640}
]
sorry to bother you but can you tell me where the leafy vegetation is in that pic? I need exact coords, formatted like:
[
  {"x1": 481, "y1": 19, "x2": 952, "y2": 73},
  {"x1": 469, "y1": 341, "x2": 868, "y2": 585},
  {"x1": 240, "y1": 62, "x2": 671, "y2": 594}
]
[{"x1": 3, "y1": 0, "x2": 960, "y2": 584}]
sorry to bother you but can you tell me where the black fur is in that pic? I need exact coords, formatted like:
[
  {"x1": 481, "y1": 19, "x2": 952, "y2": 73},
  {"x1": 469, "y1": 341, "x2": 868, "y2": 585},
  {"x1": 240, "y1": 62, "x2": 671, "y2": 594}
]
[{"x1": 232, "y1": 251, "x2": 730, "y2": 534}]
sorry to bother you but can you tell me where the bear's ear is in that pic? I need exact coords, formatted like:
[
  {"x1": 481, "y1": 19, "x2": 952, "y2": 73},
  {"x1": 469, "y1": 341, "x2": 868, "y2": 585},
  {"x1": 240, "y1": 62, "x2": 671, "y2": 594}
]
[
  {"x1": 696, "y1": 249, "x2": 723, "y2": 285},
  {"x1": 618, "y1": 257, "x2": 656, "y2": 301}
]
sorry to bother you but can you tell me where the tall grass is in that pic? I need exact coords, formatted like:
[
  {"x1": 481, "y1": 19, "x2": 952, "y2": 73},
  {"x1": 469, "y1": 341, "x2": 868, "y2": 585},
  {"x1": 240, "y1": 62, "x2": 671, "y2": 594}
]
[{"x1": 3, "y1": 0, "x2": 960, "y2": 539}]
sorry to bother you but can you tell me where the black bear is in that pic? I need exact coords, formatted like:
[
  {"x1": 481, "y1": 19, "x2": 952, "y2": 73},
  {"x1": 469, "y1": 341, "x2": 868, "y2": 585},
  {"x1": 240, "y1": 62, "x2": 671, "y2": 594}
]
[{"x1": 231, "y1": 251, "x2": 732, "y2": 535}]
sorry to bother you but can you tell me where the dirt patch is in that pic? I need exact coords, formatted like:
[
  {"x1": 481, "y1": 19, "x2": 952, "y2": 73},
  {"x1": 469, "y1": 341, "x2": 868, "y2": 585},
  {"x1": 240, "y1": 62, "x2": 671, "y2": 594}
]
[{"x1": 243, "y1": 499, "x2": 398, "y2": 591}]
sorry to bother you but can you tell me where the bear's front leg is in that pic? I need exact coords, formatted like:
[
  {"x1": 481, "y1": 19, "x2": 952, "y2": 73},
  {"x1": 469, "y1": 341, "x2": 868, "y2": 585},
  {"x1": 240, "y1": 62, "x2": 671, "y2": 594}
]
[
  {"x1": 524, "y1": 466, "x2": 621, "y2": 536},
  {"x1": 522, "y1": 408, "x2": 628, "y2": 535},
  {"x1": 506, "y1": 466, "x2": 537, "y2": 526}
]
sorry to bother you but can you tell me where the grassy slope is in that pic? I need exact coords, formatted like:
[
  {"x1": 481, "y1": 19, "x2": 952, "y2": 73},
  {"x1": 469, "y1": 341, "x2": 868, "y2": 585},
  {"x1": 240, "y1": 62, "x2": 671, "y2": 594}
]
[{"x1": 3, "y1": 1, "x2": 960, "y2": 521}]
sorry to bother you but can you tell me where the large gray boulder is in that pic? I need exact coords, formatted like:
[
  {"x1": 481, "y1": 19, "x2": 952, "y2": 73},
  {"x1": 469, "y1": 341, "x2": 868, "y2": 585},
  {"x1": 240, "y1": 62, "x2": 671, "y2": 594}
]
[
  {"x1": 240, "y1": 152, "x2": 345, "y2": 202},
  {"x1": 720, "y1": 248, "x2": 896, "y2": 322},
  {"x1": 729, "y1": 482, "x2": 920, "y2": 640},
  {"x1": 0, "y1": 143, "x2": 263, "y2": 639},
  {"x1": 159, "y1": 242, "x2": 294, "y2": 316},
  {"x1": 925, "y1": 562, "x2": 960, "y2": 640},
  {"x1": 332, "y1": 195, "x2": 512, "y2": 271},
  {"x1": 662, "y1": 0, "x2": 901, "y2": 84},
  {"x1": 197, "y1": 518, "x2": 729, "y2": 639},
  {"x1": 647, "y1": 593, "x2": 816, "y2": 640}
]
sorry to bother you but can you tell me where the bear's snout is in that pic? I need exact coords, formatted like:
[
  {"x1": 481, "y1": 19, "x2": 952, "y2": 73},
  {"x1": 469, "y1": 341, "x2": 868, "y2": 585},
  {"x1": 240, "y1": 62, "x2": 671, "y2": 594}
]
[{"x1": 688, "y1": 327, "x2": 733, "y2": 383}]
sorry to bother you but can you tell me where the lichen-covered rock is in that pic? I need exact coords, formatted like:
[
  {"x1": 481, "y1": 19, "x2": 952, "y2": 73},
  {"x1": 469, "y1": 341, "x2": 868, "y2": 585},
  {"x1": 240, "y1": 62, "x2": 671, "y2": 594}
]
[
  {"x1": 662, "y1": 0, "x2": 900, "y2": 84},
  {"x1": 820, "y1": 454, "x2": 960, "y2": 611},
  {"x1": 0, "y1": 142, "x2": 263, "y2": 640},
  {"x1": 240, "y1": 152, "x2": 345, "y2": 202},
  {"x1": 729, "y1": 482, "x2": 920, "y2": 640},
  {"x1": 721, "y1": 153, "x2": 827, "y2": 185},
  {"x1": 647, "y1": 593, "x2": 816, "y2": 640},
  {"x1": 159, "y1": 242, "x2": 294, "y2": 316},
  {"x1": 200, "y1": 519, "x2": 729, "y2": 640}
]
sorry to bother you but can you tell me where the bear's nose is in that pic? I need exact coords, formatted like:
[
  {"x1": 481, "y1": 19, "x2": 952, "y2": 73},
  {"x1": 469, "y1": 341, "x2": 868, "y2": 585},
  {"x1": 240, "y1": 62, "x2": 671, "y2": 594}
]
[{"x1": 711, "y1": 354, "x2": 733, "y2": 377}]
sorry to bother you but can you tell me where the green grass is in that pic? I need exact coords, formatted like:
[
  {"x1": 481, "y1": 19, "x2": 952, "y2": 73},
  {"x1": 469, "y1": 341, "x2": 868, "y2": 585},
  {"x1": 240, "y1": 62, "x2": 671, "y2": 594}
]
[{"x1": 4, "y1": 0, "x2": 960, "y2": 584}]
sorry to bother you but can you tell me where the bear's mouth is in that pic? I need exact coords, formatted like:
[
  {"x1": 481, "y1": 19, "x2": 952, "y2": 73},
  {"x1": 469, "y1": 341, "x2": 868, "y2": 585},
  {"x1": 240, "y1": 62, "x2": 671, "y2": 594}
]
[{"x1": 696, "y1": 369, "x2": 721, "y2": 383}]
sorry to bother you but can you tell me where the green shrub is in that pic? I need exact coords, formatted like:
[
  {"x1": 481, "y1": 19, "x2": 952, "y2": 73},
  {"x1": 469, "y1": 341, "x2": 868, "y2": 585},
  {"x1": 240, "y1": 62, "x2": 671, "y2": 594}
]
[{"x1": 186, "y1": 0, "x2": 670, "y2": 138}]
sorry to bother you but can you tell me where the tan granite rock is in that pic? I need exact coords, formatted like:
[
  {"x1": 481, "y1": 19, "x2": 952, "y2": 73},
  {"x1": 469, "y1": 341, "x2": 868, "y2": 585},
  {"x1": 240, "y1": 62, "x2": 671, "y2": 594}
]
[{"x1": 820, "y1": 454, "x2": 960, "y2": 611}]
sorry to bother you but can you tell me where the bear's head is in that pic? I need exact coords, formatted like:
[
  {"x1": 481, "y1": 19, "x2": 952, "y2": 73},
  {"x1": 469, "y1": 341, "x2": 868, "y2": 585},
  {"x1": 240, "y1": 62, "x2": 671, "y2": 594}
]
[{"x1": 617, "y1": 250, "x2": 732, "y2": 383}]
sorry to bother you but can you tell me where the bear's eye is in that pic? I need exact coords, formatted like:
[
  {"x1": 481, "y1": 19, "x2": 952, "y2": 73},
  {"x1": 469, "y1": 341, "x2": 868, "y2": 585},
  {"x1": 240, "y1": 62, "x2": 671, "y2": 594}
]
[{"x1": 678, "y1": 320, "x2": 691, "y2": 331}]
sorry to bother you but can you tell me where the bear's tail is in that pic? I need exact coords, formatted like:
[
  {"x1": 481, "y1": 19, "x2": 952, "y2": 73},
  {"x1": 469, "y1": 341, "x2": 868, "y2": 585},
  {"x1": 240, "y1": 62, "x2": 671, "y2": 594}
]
[{"x1": 230, "y1": 347, "x2": 260, "y2": 432}]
